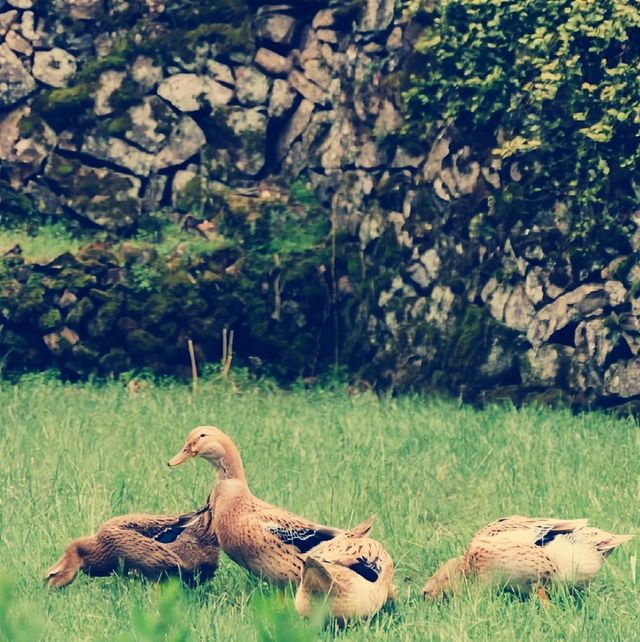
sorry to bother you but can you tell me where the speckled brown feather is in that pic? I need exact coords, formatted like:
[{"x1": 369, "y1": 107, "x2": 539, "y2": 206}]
[
  {"x1": 210, "y1": 479, "x2": 374, "y2": 584},
  {"x1": 45, "y1": 507, "x2": 219, "y2": 588},
  {"x1": 295, "y1": 536, "x2": 395, "y2": 620},
  {"x1": 422, "y1": 515, "x2": 633, "y2": 600},
  {"x1": 170, "y1": 426, "x2": 374, "y2": 585}
]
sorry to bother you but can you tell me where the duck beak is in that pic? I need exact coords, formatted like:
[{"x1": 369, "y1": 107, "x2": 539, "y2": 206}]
[{"x1": 168, "y1": 445, "x2": 196, "y2": 467}]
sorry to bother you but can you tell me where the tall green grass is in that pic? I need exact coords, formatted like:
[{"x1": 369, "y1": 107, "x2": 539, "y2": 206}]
[{"x1": 0, "y1": 375, "x2": 637, "y2": 641}]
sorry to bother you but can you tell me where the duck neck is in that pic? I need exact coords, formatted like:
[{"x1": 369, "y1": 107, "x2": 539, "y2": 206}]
[
  {"x1": 217, "y1": 442, "x2": 247, "y2": 484},
  {"x1": 206, "y1": 441, "x2": 250, "y2": 517}
]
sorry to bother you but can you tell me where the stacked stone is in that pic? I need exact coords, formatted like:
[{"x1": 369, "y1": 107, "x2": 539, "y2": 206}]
[{"x1": 3, "y1": 0, "x2": 640, "y2": 408}]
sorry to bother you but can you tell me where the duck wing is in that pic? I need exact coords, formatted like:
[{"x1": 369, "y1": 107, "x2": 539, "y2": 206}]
[
  {"x1": 308, "y1": 537, "x2": 388, "y2": 583},
  {"x1": 476, "y1": 516, "x2": 590, "y2": 542},
  {"x1": 151, "y1": 506, "x2": 211, "y2": 544},
  {"x1": 564, "y1": 527, "x2": 634, "y2": 555},
  {"x1": 529, "y1": 519, "x2": 591, "y2": 547},
  {"x1": 265, "y1": 518, "x2": 340, "y2": 554},
  {"x1": 345, "y1": 556, "x2": 382, "y2": 582},
  {"x1": 262, "y1": 510, "x2": 375, "y2": 554},
  {"x1": 110, "y1": 506, "x2": 210, "y2": 544}
]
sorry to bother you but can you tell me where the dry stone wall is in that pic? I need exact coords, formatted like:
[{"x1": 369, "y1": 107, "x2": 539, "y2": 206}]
[{"x1": 2, "y1": 0, "x2": 640, "y2": 410}]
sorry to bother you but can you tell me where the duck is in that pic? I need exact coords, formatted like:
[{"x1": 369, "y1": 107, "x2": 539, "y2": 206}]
[
  {"x1": 168, "y1": 425, "x2": 374, "y2": 584},
  {"x1": 294, "y1": 536, "x2": 395, "y2": 621},
  {"x1": 422, "y1": 515, "x2": 634, "y2": 604},
  {"x1": 45, "y1": 504, "x2": 219, "y2": 588}
]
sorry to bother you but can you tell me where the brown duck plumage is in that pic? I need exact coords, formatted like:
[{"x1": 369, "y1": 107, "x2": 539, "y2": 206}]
[
  {"x1": 45, "y1": 505, "x2": 219, "y2": 588},
  {"x1": 169, "y1": 425, "x2": 374, "y2": 584},
  {"x1": 295, "y1": 536, "x2": 396, "y2": 621},
  {"x1": 423, "y1": 515, "x2": 633, "y2": 601}
]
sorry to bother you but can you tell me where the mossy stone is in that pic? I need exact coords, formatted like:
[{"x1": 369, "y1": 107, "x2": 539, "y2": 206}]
[
  {"x1": 142, "y1": 293, "x2": 172, "y2": 324},
  {"x1": 117, "y1": 316, "x2": 139, "y2": 333},
  {"x1": 38, "y1": 308, "x2": 62, "y2": 331},
  {"x1": 126, "y1": 329, "x2": 163, "y2": 356},
  {"x1": 332, "y1": 0, "x2": 366, "y2": 28},
  {"x1": 65, "y1": 297, "x2": 95, "y2": 327},
  {"x1": 70, "y1": 343, "x2": 100, "y2": 368},
  {"x1": 57, "y1": 268, "x2": 98, "y2": 289},
  {"x1": 161, "y1": 270, "x2": 196, "y2": 290},
  {"x1": 0, "y1": 279, "x2": 22, "y2": 305},
  {"x1": 108, "y1": 77, "x2": 146, "y2": 112},
  {"x1": 165, "y1": 0, "x2": 251, "y2": 29},
  {"x1": 0, "y1": 329, "x2": 29, "y2": 355},
  {"x1": 33, "y1": 84, "x2": 94, "y2": 131},
  {"x1": 87, "y1": 300, "x2": 122, "y2": 338},
  {"x1": 175, "y1": 176, "x2": 203, "y2": 213},
  {"x1": 181, "y1": 290, "x2": 209, "y2": 317},
  {"x1": 18, "y1": 112, "x2": 45, "y2": 138},
  {"x1": 156, "y1": 322, "x2": 178, "y2": 340},
  {"x1": 99, "y1": 348, "x2": 132, "y2": 374},
  {"x1": 0, "y1": 181, "x2": 40, "y2": 225},
  {"x1": 46, "y1": 154, "x2": 83, "y2": 186},
  {"x1": 106, "y1": 115, "x2": 132, "y2": 136},
  {"x1": 445, "y1": 304, "x2": 518, "y2": 387},
  {"x1": 16, "y1": 280, "x2": 46, "y2": 315},
  {"x1": 88, "y1": 288, "x2": 116, "y2": 302}
]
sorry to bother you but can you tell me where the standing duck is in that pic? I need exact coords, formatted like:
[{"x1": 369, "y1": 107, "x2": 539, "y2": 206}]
[
  {"x1": 168, "y1": 425, "x2": 374, "y2": 584},
  {"x1": 294, "y1": 536, "x2": 395, "y2": 621},
  {"x1": 422, "y1": 515, "x2": 634, "y2": 603},
  {"x1": 45, "y1": 505, "x2": 219, "y2": 588}
]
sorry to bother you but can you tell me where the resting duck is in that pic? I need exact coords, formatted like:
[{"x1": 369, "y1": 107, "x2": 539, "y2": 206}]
[
  {"x1": 295, "y1": 536, "x2": 395, "y2": 621},
  {"x1": 45, "y1": 505, "x2": 219, "y2": 588},
  {"x1": 422, "y1": 515, "x2": 633, "y2": 603},
  {"x1": 168, "y1": 425, "x2": 374, "y2": 584}
]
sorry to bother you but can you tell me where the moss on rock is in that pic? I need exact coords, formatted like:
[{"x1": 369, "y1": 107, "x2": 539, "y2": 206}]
[
  {"x1": 174, "y1": 176, "x2": 203, "y2": 213},
  {"x1": 99, "y1": 347, "x2": 132, "y2": 373},
  {"x1": 0, "y1": 182, "x2": 40, "y2": 227},
  {"x1": 126, "y1": 329, "x2": 164, "y2": 356},
  {"x1": 87, "y1": 300, "x2": 122, "y2": 337},
  {"x1": 38, "y1": 308, "x2": 62, "y2": 330},
  {"x1": 65, "y1": 297, "x2": 95, "y2": 326},
  {"x1": 33, "y1": 84, "x2": 94, "y2": 131},
  {"x1": 443, "y1": 303, "x2": 519, "y2": 389}
]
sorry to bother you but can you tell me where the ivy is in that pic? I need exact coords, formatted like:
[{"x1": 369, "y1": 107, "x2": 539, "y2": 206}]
[{"x1": 404, "y1": 0, "x2": 640, "y2": 272}]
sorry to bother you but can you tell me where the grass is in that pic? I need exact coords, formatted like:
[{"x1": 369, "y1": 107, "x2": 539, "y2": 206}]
[
  {"x1": 0, "y1": 218, "x2": 230, "y2": 265},
  {"x1": 0, "y1": 374, "x2": 638, "y2": 641},
  {"x1": 0, "y1": 225, "x2": 84, "y2": 261}
]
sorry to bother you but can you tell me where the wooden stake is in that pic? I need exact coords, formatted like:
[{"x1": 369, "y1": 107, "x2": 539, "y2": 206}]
[
  {"x1": 187, "y1": 339, "x2": 198, "y2": 394},
  {"x1": 222, "y1": 328, "x2": 227, "y2": 368},
  {"x1": 221, "y1": 329, "x2": 234, "y2": 378}
]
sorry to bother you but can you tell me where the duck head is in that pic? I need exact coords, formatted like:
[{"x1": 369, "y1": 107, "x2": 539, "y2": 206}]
[
  {"x1": 422, "y1": 556, "x2": 465, "y2": 600},
  {"x1": 168, "y1": 425, "x2": 246, "y2": 481}
]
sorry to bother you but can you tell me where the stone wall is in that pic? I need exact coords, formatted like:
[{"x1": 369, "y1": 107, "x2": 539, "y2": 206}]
[{"x1": 2, "y1": 0, "x2": 640, "y2": 409}]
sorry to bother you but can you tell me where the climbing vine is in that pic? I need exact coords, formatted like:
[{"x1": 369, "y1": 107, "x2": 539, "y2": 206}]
[{"x1": 404, "y1": 0, "x2": 640, "y2": 272}]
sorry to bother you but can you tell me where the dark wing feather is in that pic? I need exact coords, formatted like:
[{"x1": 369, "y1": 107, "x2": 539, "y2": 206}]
[
  {"x1": 267, "y1": 525, "x2": 336, "y2": 554},
  {"x1": 348, "y1": 555, "x2": 381, "y2": 583},
  {"x1": 532, "y1": 520, "x2": 589, "y2": 548},
  {"x1": 534, "y1": 528, "x2": 574, "y2": 548},
  {"x1": 151, "y1": 506, "x2": 209, "y2": 544}
]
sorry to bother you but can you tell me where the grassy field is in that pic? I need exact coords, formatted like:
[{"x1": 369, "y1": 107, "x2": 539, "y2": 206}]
[{"x1": 0, "y1": 374, "x2": 638, "y2": 641}]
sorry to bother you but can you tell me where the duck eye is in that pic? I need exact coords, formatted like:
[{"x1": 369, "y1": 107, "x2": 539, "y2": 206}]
[{"x1": 200, "y1": 434, "x2": 206, "y2": 438}]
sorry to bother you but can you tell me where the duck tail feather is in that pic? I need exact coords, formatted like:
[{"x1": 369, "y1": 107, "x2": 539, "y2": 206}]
[
  {"x1": 301, "y1": 557, "x2": 333, "y2": 593},
  {"x1": 598, "y1": 533, "x2": 635, "y2": 555},
  {"x1": 346, "y1": 514, "x2": 375, "y2": 538}
]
